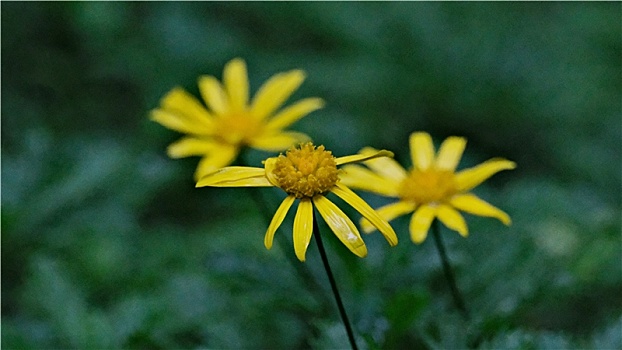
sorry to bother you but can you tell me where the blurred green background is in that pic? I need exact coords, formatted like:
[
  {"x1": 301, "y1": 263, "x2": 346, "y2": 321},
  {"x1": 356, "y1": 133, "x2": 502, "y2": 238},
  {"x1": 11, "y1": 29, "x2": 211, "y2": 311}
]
[{"x1": 2, "y1": 2, "x2": 621, "y2": 349}]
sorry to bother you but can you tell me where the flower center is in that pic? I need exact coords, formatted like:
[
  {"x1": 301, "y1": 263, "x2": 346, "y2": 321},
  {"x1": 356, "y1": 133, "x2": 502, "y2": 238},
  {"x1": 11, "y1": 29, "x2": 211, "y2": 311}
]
[
  {"x1": 271, "y1": 143, "x2": 339, "y2": 198},
  {"x1": 398, "y1": 169, "x2": 457, "y2": 204},
  {"x1": 215, "y1": 113, "x2": 263, "y2": 145}
]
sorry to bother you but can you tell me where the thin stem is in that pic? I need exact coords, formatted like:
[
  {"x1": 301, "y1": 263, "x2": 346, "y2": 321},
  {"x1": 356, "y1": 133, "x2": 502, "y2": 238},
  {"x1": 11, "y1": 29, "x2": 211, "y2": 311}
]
[
  {"x1": 313, "y1": 212, "x2": 358, "y2": 350},
  {"x1": 431, "y1": 219, "x2": 470, "y2": 319}
]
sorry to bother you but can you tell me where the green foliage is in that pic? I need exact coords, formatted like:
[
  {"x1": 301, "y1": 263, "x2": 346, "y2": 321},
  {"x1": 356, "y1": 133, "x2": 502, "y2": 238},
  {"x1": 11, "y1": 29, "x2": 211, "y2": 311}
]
[{"x1": 2, "y1": 2, "x2": 620, "y2": 349}]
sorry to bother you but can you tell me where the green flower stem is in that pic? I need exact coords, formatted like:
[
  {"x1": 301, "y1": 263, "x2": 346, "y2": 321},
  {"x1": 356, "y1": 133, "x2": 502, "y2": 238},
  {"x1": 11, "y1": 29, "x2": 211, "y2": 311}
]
[
  {"x1": 431, "y1": 219, "x2": 470, "y2": 319},
  {"x1": 313, "y1": 211, "x2": 358, "y2": 350}
]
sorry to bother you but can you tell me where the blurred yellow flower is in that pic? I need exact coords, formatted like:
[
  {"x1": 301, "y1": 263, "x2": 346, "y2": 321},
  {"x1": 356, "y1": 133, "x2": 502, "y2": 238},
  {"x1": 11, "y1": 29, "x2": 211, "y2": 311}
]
[
  {"x1": 341, "y1": 132, "x2": 516, "y2": 244},
  {"x1": 151, "y1": 58, "x2": 324, "y2": 180},
  {"x1": 196, "y1": 143, "x2": 398, "y2": 261}
]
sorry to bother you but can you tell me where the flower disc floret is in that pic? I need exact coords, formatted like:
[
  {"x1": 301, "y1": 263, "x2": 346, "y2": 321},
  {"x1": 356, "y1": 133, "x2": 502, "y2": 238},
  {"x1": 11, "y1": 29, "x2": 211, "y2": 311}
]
[{"x1": 272, "y1": 143, "x2": 339, "y2": 198}]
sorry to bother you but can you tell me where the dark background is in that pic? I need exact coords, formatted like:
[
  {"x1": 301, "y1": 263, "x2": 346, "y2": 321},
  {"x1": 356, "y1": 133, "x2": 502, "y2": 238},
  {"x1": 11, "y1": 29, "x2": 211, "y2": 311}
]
[{"x1": 2, "y1": 2, "x2": 621, "y2": 349}]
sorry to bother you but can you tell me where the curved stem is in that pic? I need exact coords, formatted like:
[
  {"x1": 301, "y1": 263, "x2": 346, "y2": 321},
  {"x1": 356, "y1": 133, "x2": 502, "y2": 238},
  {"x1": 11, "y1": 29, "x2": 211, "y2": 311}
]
[
  {"x1": 431, "y1": 219, "x2": 470, "y2": 319},
  {"x1": 313, "y1": 211, "x2": 358, "y2": 350}
]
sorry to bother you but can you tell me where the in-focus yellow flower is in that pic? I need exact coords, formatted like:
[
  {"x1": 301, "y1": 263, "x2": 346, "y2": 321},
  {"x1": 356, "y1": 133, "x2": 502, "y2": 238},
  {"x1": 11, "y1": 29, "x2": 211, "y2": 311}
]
[
  {"x1": 341, "y1": 132, "x2": 516, "y2": 244},
  {"x1": 151, "y1": 58, "x2": 324, "y2": 180},
  {"x1": 196, "y1": 143, "x2": 399, "y2": 261}
]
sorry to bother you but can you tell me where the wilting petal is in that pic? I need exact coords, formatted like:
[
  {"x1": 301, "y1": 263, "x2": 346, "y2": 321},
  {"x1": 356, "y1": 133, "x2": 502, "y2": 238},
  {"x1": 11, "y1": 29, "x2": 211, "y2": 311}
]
[
  {"x1": 265, "y1": 195, "x2": 296, "y2": 250},
  {"x1": 437, "y1": 204, "x2": 468, "y2": 237},
  {"x1": 249, "y1": 131, "x2": 310, "y2": 151},
  {"x1": 313, "y1": 195, "x2": 367, "y2": 258},
  {"x1": 358, "y1": 147, "x2": 408, "y2": 182},
  {"x1": 198, "y1": 75, "x2": 229, "y2": 116},
  {"x1": 335, "y1": 150, "x2": 394, "y2": 166},
  {"x1": 410, "y1": 132, "x2": 435, "y2": 171},
  {"x1": 360, "y1": 200, "x2": 416, "y2": 233},
  {"x1": 454, "y1": 158, "x2": 517, "y2": 191},
  {"x1": 223, "y1": 58, "x2": 249, "y2": 112},
  {"x1": 193, "y1": 145, "x2": 239, "y2": 181},
  {"x1": 450, "y1": 193, "x2": 511, "y2": 225},
  {"x1": 196, "y1": 166, "x2": 270, "y2": 187},
  {"x1": 293, "y1": 198, "x2": 314, "y2": 262},
  {"x1": 435, "y1": 136, "x2": 466, "y2": 171},
  {"x1": 167, "y1": 137, "x2": 219, "y2": 158},
  {"x1": 251, "y1": 70, "x2": 305, "y2": 120},
  {"x1": 264, "y1": 98, "x2": 324, "y2": 131},
  {"x1": 331, "y1": 183, "x2": 398, "y2": 246},
  {"x1": 410, "y1": 204, "x2": 436, "y2": 244},
  {"x1": 339, "y1": 165, "x2": 400, "y2": 197}
]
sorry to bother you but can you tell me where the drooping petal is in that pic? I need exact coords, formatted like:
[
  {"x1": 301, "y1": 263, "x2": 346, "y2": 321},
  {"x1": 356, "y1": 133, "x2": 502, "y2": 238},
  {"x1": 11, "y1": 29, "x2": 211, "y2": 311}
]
[
  {"x1": 249, "y1": 131, "x2": 310, "y2": 151},
  {"x1": 339, "y1": 165, "x2": 400, "y2": 197},
  {"x1": 410, "y1": 132, "x2": 435, "y2": 171},
  {"x1": 193, "y1": 145, "x2": 239, "y2": 181},
  {"x1": 435, "y1": 136, "x2": 466, "y2": 171},
  {"x1": 250, "y1": 70, "x2": 305, "y2": 120},
  {"x1": 331, "y1": 183, "x2": 398, "y2": 246},
  {"x1": 293, "y1": 198, "x2": 314, "y2": 262},
  {"x1": 450, "y1": 193, "x2": 512, "y2": 225},
  {"x1": 437, "y1": 204, "x2": 468, "y2": 237},
  {"x1": 409, "y1": 204, "x2": 436, "y2": 244},
  {"x1": 313, "y1": 195, "x2": 367, "y2": 258},
  {"x1": 198, "y1": 75, "x2": 229, "y2": 116},
  {"x1": 264, "y1": 98, "x2": 324, "y2": 131},
  {"x1": 454, "y1": 158, "x2": 517, "y2": 192},
  {"x1": 335, "y1": 150, "x2": 394, "y2": 166},
  {"x1": 166, "y1": 137, "x2": 219, "y2": 158},
  {"x1": 195, "y1": 166, "x2": 271, "y2": 187},
  {"x1": 360, "y1": 200, "x2": 416, "y2": 233},
  {"x1": 265, "y1": 195, "x2": 296, "y2": 250},
  {"x1": 358, "y1": 147, "x2": 408, "y2": 182},
  {"x1": 223, "y1": 58, "x2": 249, "y2": 112}
]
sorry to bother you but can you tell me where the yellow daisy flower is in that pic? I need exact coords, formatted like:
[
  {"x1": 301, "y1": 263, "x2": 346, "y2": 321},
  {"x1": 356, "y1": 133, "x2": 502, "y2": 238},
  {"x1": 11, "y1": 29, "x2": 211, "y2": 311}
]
[
  {"x1": 196, "y1": 143, "x2": 399, "y2": 262},
  {"x1": 151, "y1": 58, "x2": 324, "y2": 180},
  {"x1": 340, "y1": 132, "x2": 516, "y2": 244}
]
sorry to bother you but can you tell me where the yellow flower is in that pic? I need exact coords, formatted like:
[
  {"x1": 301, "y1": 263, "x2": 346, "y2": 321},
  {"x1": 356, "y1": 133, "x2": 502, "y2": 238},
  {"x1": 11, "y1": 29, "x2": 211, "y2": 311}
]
[
  {"x1": 340, "y1": 132, "x2": 516, "y2": 244},
  {"x1": 151, "y1": 58, "x2": 324, "y2": 180},
  {"x1": 196, "y1": 143, "x2": 399, "y2": 262}
]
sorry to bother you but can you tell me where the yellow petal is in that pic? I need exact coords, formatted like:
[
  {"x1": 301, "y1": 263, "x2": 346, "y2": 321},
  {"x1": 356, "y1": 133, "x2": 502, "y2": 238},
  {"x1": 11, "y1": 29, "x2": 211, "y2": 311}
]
[
  {"x1": 437, "y1": 204, "x2": 468, "y2": 237},
  {"x1": 263, "y1": 157, "x2": 279, "y2": 187},
  {"x1": 435, "y1": 136, "x2": 466, "y2": 171},
  {"x1": 454, "y1": 158, "x2": 517, "y2": 191},
  {"x1": 223, "y1": 58, "x2": 249, "y2": 112},
  {"x1": 409, "y1": 204, "x2": 436, "y2": 244},
  {"x1": 250, "y1": 70, "x2": 305, "y2": 120},
  {"x1": 358, "y1": 147, "x2": 408, "y2": 182},
  {"x1": 339, "y1": 165, "x2": 400, "y2": 197},
  {"x1": 265, "y1": 195, "x2": 296, "y2": 250},
  {"x1": 249, "y1": 131, "x2": 310, "y2": 152},
  {"x1": 410, "y1": 132, "x2": 435, "y2": 171},
  {"x1": 196, "y1": 166, "x2": 271, "y2": 187},
  {"x1": 264, "y1": 98, "x2": 325, "y2": 131},
  {"x1": 450, "y1": 193, "x2": 511, "y2": 225},
  {"x1": 360, "y1": 200, "x2": 416, "y2": 233},
  {"x1": 150, "y1": 109, "x2": 214, "y2": 136},
  {"x1": 158, "y1": 87, "x2": 215, "y2": 126},
  {"x1": 198, "y1": 75, "x2": 229, "y2": 116},
  {"x1": 313, "y1": 195, "x2": 367, "y2": 258},
  {"x1": 167, "y1": 137, "x2": 219, "y2": 158},
  {"x1": 293, "y1": 198, "x2": 314, "y2": 262},
  {"x1": 335, "y1": 150, "x2": 394, "y2": 166},
  {"x1": 193, "y1": 145, "x2": 239, "y2": 181},
  {"x1": 331, "y1": 183, "x2": 398, "y2": 246}
]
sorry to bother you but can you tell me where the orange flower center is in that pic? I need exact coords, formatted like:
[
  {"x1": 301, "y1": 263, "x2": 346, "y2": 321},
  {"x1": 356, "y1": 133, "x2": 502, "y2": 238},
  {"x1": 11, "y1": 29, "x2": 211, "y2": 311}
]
[
  {"x1": 399, "y1": 169, "x2": 457, "y2": 204},
  {"x1": 271, "y1": 143, "x2": 339, "y2": 198},
  {"x1": 215, "y1": 113, "x2": 263, "y2": 145}
]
